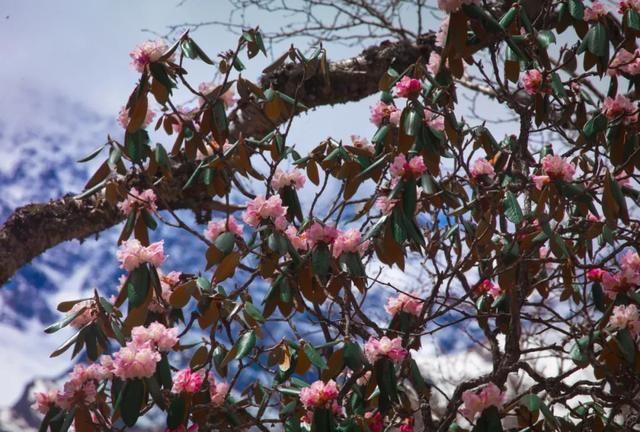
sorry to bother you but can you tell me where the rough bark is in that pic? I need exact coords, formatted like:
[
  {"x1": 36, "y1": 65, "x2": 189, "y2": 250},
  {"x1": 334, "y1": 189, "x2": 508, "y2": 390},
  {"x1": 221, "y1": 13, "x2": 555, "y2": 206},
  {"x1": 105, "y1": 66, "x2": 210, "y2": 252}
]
[{"x1": 0, "y1": 38, "x2": 435, "y2": 287}]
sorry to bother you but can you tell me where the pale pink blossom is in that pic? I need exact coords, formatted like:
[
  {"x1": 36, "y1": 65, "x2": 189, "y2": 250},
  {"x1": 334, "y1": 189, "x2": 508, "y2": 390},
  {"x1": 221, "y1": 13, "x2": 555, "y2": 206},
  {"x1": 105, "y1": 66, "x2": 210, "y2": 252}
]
[
  {"x1": 117, "y1": 239, "x2": 166, "y2": 271},
  {"x1": 385, "y1": 293, "x2": 423, "y2": 316},
  {"x1": 610, "y1": 304, "x2": 640, "y2": 337},
  {"x1": 332, "y1": 229, "x2": 370, "y2": 258},
  {"x1": 437, "y1": 0, "x2": 480, "y2": 13},
  {"x1": 306, "y1": 222, "x2": 340, "y2": 248},
  {"x1": 117, "y1": 105, "x2": 155, "y2": 130},
  {"x1": 131, "y1": 322, "x2": 179, "y2": 352},
  {"x1": 130, "y1": 40, "x2": 172, "y2": 73},
  {"x1": 369, "y1": 102, "x2": 399, "y2": 127},
  {"x1": 285, "y1": 225, "x2": 309, "y2": 251},
  {"x1": 69, "y1": 300, "x2": 95, "y2": 329},
  {"x1": 533, "y1": 154, "x2": 575, "y2": 190},
  {"x1": 394, "y1": 76, "x2": 422, "y2": 98},
  {"x1": 148, "y1": 270, "x2": 182, "y2": 313},
  {"x1": 461, "y1": 383, "x2": 504, "y2": 419},
  {"x1": 299, "y1": 380, "x2": 339, "y2": 409},
  {"x1": 208, "y1": 374, "x2": 229, "y2": 407},
  {"x1": 242, "y1": 195, "x2": 288, "y2": 230},
  {"x1": 602, "y1": 95, "x2": 638, "y2": 123},
  {"x1": 118, "y1": 188, "x2": 158, "y2": 215},
  {"x1": 390, "y1": 154, "x2": 427, "y2": 178},
  {"x1": 32, "y1": 389, "x2": 59, "y2": 414},
  {"x1": 198, "y1": 81, "x2": 236, "y2": 108},
  {"x1": 427, "y1": 52, "x2": 443, "y2": 76},
  {"x1": 53, "y1": 363, "x2": 111, "y2": 410},
  {"x1": 474, "y1": 280, "x2": 502, "y2": 299},
  {"x1": 172, "y1": 369, "x2": 205, "y2": 394},
  {"x1": 522, "y1": 69, "x2": 545, "y2": 95},
  {"x1": 389, "y1": 110, "x2": 402, "y2": 127},
  {"x1": 364, "y1": 336, "x2": 408, "y2": 364},
  {"x1": 470, "y1": 158, "x2": 495, "y2": 179},
  {"x1": 112, "y1": 343, "x2": 161, "y2": 380},
  {"x1": 271, "y1": 168, "x2": 306, "y2": 190},
  {"x1": 376, "y1": 196, "x2": 399, "y2": 215},
  {"x1": 170, "y1": 106, "x2": 199, "y2": 134},
  {"x1": 435, "y1": 17, "x2": 450, "y2": 48},
  {"x1": 350, "y1": 135, "x2": 375, "y2": 154},
  {"x1": 424, "y1": 109, "x2": 445, "y2": 131},
  {"x1": 608, "y1": 48, "x2": 640, "y2": 76},
  {"x1": 584, "y1": 1, "x2": 608, "y2": 21},
  {"x1": 204, "y1": 216, "x2": 243, "y2": 242}
]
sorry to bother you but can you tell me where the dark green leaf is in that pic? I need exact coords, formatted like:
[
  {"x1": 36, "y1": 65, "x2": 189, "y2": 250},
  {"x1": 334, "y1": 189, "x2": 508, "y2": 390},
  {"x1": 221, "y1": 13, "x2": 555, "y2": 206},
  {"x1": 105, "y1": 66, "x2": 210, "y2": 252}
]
[
  {"x1": 127, "y1": 266, "x2": 150, "y2": 307},
  {"x1": 303, "y1": 342, "x2": 328, "y2": 370},
  {"x1": 121, "y1": 379, "x2": 145, "y2": 427},
  {"x1": 503, "y1": 191, "x2": 523, "y2": 224},
  {"x1": 234, "y1": 330, "x2": 256, "y2": 360}
]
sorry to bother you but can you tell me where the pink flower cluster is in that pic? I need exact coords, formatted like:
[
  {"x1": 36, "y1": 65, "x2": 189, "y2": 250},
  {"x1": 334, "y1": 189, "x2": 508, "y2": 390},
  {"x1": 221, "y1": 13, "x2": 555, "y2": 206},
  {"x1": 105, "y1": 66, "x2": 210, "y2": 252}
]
[
  {"x1": 129, "y1": 39, "x2": 172, "y2": 73},
  {"x1": 351, "y1": 135, "x2": 375, "y2": 154},
  {"x1": 600, "y1": 250, "x2": 640, "y2": 298},
  {"x1": 118, "y1": 187, "x2": 158, "y2": 215},
  {"x1": 532, "y1": 154, "x2": 576, "y2": 190},
  {"x1": 117, "y1": 105, "x2": 155, "y2": 130},
  {"x1": 242, "y1": 195, "x2": 288, "y2": 231},
  {"x1": 610, "y1": 304, "x2": 640, "y2": 337},
  {"x1": 285, "y1": 225, "x2": 309, "y2": 251},
  {"x1": 424, "y1": 109, "x2": 445, "y2": 131},
  {"x1": 306, "y1": 222, "x2": 340, "y2": 249},
  {"x1": 470, "y1": 158, "x2": 495, "y2": 179},
  {"x1": 522, "y1": 69, "x2": 546, "y2": 95},
  {"x1": 584, "y1": 1, "x2": 608, "y2": 21},
  {"x1": 198, "y1": 81, "x2": 236, "y2": 108},
  {"x1": 111, "y1": 343, "x2": 161, "y2": 379},
  {"x1": 385, "y1": 293, "x2": 423, "y2": 316},
  {"x1": 271, "y1": 168, "x2": 306, "y2": 191},
  {"x1": 461, "y1": 383, "x2": 505, "y2": 419},
  {"x1": 131, "y1": 322, "x2": 179, "y2": 352},
  {"x1": 364, "y1": 336, "x2": 408, "y2": 364},
  {"x1": 332, "y1": 229, "x2": 370, "y2": 258},
  {"x1": 116, "y1": 239, "x2": 166, "y2": 271},
  {"x1": 369, "y1": 102, "x2": 401, "y2": 127},
  {"x1": 602, "y1": 95, "x2": 638, "y2": 124},
  {"x1": 376, "y1": 196, "x2": 399, "y2": 215},
  {"x1": 299, "y1": 379, "x2": 339, "y2": 409},
  {"x1": 393, "y1": 76, "x2": 422, "y2": 98},
  {"x1": 390, "y1": 154, "x2": 427, "y2": 179},
  {"x1": 204, "y1": 216, "x2": 243, "y2": 242},
  {"x1": 474, "y1": 280, "x2": 502, "y2": 299},
  {"x1": 172, "y1": 368, "x2": 205, "y2": 394},
  {"x1": 437, "y1": 0, "x2": 480, "y2": 13},
  {"x1": 208, "y1": 374, "x2": 230, "y2": 407},
  {"x1": 608, "y1": 48, "x2": 640, "y2": 76}
]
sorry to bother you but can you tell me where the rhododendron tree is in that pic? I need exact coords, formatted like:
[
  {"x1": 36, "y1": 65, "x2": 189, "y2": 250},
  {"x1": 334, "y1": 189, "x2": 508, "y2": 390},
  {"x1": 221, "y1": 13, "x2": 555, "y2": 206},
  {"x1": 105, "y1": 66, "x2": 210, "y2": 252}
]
[{"x1": 3, "y1": 0, "x2": 640, "y2": 431}]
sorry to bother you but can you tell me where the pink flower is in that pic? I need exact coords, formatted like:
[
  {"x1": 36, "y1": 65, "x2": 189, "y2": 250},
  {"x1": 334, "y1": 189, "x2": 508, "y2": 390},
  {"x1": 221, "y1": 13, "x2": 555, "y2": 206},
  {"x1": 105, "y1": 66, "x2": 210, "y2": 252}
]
[
  {"x1": 424, "y1": 109, "x2": 445, "y2": 131},
  {"x1": 470, "y1": 158, "x2": 495, "y2": 179},
  {"x1": 204, "y1": 216, "x2": 243, "y2": 242},
  {"x1": 427, "y1": 52, "x2": 443, "y2": 75},
  {"x1": 608, "y1": 48, "x2": 640, "y2": 76},
  {"x1": 242, "y1": 195, "x2": 288, "y2": 230},
  {"x1": 369, "y1": 102, "x2": 399, "y2": 127},
  {"x1": 208, "y1": 374, "x2": 229, "y2": 407},
  {"x1": 148, "y1": 270, "x2": 182, "y2": 312},
  {"x1": 351, "y1": 135, "x2": 375, "y2": 154},
  {"x1": 602, "y1": 95, "x2": 637, "y2": 123},
  {"x1": 385, "y1": 293, "x2": 423, "y2": 316},
  {"x1": 32, "y1": 389, "x2": 59, "y2": 414},
  {"x1": 532, "y1": 175, "x2": 550, "y2": 190},
  {"x1": 52, "y1": 363, "x2": 112, "y2": 410},
  {"x1": 620, "y1": 0, "x2": 640, "y2": 14},
  {"x1": 610, "y1": 304, "x2": 640, "y2": 337},
  {"x1": 68, "y1": 300, "x2": 95, "y2": 329},
  {"x1": 437, "y1": 0, "x2": 480, "y2": 13},
  {"x1": 299, "y1": 380, "x2": 339, "y2": 409},
  {"x1": 271, "y1": 168, "x2": 306, "y2": 190},
  {"x1": 130, "y1": 40, "x2": 172, "y2": 73},
  {"x1": 306, "y1": 222, "x2": 340, "y2": 248},
  {"x1": 166, "y1": 426, "x2": 199, "y2": 432},
  {"x1": 172, "y1": 369, "x2": 205, "y2": 394},
  {"x1": 332, "y1": 229, "x2": 369, "y2": 258},
  {"x1": 364, "y1": 336, "x2": 408, "y2": 364},
  {"x1": 112, "y1": 343, "x2": 161, "y2": 380},
  {"x1": 198, "y1": 81, "x2": 236, "y2": 108},
  {"x1": 390, "y1": 154, "x2": 427, "y2": 178},
  {"x1": 587, "y1": 268, "x2": 607, "y2": 282},
  {"x1": 522, "y1": 69, "x2": 545, "y2": 95},
  {"x1": 117, "y1": 105, "x2": 155, "y2": 130},
  {"x1": 117, "y1": 239, "x2": 166, "y2": 271},
  {"x1": 541, "y1": 154, "x2": 575, "y2": 182},
  {"x1": 435, "y1": 17, "x2": 450, "y2": 48},
  {"x1": 584, "y1": 1, "x2": 608, "y2": 21},
  {"x1": 393, "y1": 76, "x2": 422, "y2": 98},
  {"x1": 365, "y1": 411, "x2": 384, "y2": 432},
  {"x1": 131, "y1": 322, "x2": 179, "y2": 352},
  {"x1": 118, "y1": 187, "x2": 158, "y2": 215},
  {"x1": 285, "y1": 225, "x2": 309, "y2": 251},
  {"x1": 399, "y1": 419, "x2": 414, "y2": 432},
  {"x1": 376, "y1": 196, "x2": 399, "y2": 215},
  {"x1": 475, "y1": 280, "x2": 502, "y2": 299},
  {"x1": 389, "y1": 110, "x2": 402, "y2": 127},
  {"x1": 461, "y1": 383, "x2": 504, "y2": 419}
]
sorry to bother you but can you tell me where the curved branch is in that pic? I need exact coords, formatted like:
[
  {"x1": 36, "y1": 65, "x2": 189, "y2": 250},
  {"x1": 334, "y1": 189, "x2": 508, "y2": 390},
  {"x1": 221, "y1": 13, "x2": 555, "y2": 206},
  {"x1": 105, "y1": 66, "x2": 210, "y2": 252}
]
[{"x1": 0, "y1": 38, "x2": 435, "y2": 287}]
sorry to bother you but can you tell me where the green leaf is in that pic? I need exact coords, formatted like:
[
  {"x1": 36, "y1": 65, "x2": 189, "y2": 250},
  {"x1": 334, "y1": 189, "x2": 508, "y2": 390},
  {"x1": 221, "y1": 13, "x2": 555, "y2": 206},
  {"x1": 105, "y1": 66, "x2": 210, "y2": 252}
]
[
  {"x1": 627, "y1": 10, "x2": 640, "y2": 31},
  {"x1": 268, "y1": 232, "x2": 289, "y2": 256},
  {"x1": 583, "y1": 114, "x2": 607, "y2": 139},
  {"x1": 473, "y1": 406, "x2": 503, "y2": 432},
  {"x1": 371, "y1": 124, "x2": 390, "y2": 144},
  {"x1": 551, "y1": 72, "x2": 566, "y2": 98},
  {"x1": 155, "y1": 144, "x2": 170, "y2": 167},
  {"x1": 592, "y1": 282, "x2": 605, "y2": 312},
  {"x1": 616, "y1": 328, "x2": 636, "y2": 365},
  {"x1": 303, "y1": 342, "x2": 328, "y2": 370},
  {"x1": 502, "y1": 191, "x2": 523, "y2": 224},
  {"x1": 579, "y1": 23, "x2": 609, "y2": 58},
  {"x1": 214, "y1": 231, "x2": 236, "y2": 255},
  {"x1": 234, "y1": 330, "x2": 256, "y2": 360},
  {"x1": 245, "y1": 302, "x2": 265, "y2": 322},
  {"x1": 156, "y1": 353, "x2": 173, "y2": 389},
  {"x1": 44, "y1": 306, "x2": 88, "y2": 334},
  {"x1": 121, "y1": 379, "x2": 145, "y2": 427},
  {"x1": 568, "y1": 0, "x2": 584, "y2": 20},
  {"x1": 339, "y1": 252, "x2": 366, "y2": 278},
  {"x1": 536, "y1": 30, "x2": 556, "y2": 49},
  {"x1": 141, "y1": 209, "x2": 157, "y2": 230},
  {"x1": 344, "y1": 342, "x2": 364, "y2": 371},
  {"x1": 521, "y1": 394, "x2": 541, "y2": 412},
  {"x1": 166, "y1": 395, "x2": 186, "y2": 429},
  {"x1": 127, "y1": 266, "x2": 150, "y2": 307},
  {"x1": 77, "y1": 145, "x2": 105, "y2": 163},
  {"x1": 312, "y1": 407, "x2": 333, "y2": 432},
  {"x1": 312, "y1": 244, "x2": 331, "y2": 277},
  {"x1": 403, "y1": 109, "x2": 420, "y2": 136}
]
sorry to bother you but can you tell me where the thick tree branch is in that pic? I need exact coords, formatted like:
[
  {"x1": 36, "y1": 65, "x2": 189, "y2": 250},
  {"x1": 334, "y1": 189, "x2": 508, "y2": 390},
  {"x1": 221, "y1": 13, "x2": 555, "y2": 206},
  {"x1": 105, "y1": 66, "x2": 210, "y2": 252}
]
[{"x1": 0, "y1": 38, "x2": 435, "y2": 287}]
